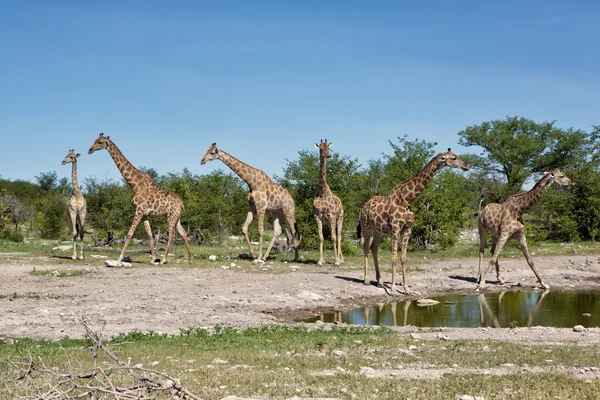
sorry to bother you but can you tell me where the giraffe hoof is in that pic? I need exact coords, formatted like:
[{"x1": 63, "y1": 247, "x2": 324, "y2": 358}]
[
  {"x1": 363, "y1": 280, "x2": 370, "y2": 286},
  {"x1": 71, "y1": 256, "x2": 77, "y2": 260},
  {"x1": 541, "y1": 283, "x2": 550, "y2": 290},
  {"x1": 317, "y1": 261, "x2": 324, "y2": 266}
]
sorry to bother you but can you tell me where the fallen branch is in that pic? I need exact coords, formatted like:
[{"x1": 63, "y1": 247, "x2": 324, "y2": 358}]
[{"x1": 2, "y1": 317, "x2": 200, "y2": 400}]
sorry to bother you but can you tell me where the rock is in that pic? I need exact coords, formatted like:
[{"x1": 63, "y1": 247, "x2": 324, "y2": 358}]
[
  {"x1": 416, "y1": 298, "x2": 440, "y2": 306},
  {"x1": 104, "y1": 260, "x2": 132, "y2": 268},
  {"x1": 573, "y1": 325, "x2": 587, "y2": 332},
  {"x1": 52, "y1": 245, "x2": 73, "y2": 251},
  {"x1": 359, "y1": 366, "x2": 375, "y2": 375},
  {"x1": 212, "y1": 358, "x2": 229, "y2": 365},
  {"x1": 220, "y1": 265, "x2": 229, "y2": 270},
  {"x1": 208, "y1": 255, "x2": 217, "y2": 261},
  {"x1": 410, "y1": 333, "x2": 421, "y2": 340},
  {"x1": 408, "y1": 345, "x2": 418, "y2": 351},
  {"x1": 332, "y1": 350, "x2": 347, "y2": 357},
  {"x1": 238, "y1": 253, "x2": 251, "y2": 259},
  {"x1": 122, "y1": 256, "x2": 131, "y2": 262},
  {"x1": 437, "y1": 333, "x2": 449, "y2": 340},
  {"x1": 298, "y1": 291, "x2": 324, "y2": 301},
  {"x1": 230, "y1": 263, "x2": 236, "y2": 267},
  {"x1": 582, "y1": 313, "x2": 592, "y2": 317},
  {"x1": 252, "y1": 259, "x2": 265, "y2": 265}
]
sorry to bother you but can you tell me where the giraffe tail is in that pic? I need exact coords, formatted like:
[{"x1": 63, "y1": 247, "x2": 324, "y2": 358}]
[
  {"x1": 356, "y1": 222, "x2": 362, "y2": 240},
  {"x1": 478, "y1": 194, "x2": 485, "y2": 213}
]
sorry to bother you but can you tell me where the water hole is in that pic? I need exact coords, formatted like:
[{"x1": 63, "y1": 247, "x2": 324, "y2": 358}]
[{"x1": 303, "y1": 290, "x2": 600, "y2": 328}]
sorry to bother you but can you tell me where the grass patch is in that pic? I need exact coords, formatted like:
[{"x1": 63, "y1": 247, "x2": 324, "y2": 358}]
[
  {"x1": 28, "y1": 268, "x2": 93, "y2": 278},
  {"x1": 1, "y1": 326, "x2": 599, "y2": 399},
  {"x1": 0, "y1": 292, "x2": 69, "y2": 300}
]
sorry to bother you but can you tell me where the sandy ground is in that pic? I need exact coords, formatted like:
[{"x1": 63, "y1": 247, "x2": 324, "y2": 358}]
[{"x1": 1, "y1": 252, "x2": 600, "y2": 343}]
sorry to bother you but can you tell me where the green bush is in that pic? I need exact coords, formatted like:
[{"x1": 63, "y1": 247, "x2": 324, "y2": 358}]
[{"x1": 4, "y1": 231, "x2": 24, "y2": 243}]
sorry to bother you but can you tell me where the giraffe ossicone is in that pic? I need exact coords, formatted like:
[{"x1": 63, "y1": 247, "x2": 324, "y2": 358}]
[{"x1": 88, "y1": 133, "x2": 194, "y2": 264}]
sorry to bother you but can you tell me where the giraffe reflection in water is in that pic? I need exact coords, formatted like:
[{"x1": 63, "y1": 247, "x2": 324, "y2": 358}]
[{"x1": 478, "y1": 290, "x2": 550, "y2": 328}]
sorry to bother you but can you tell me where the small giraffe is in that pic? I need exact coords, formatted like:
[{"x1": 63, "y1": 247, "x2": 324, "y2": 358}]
[
  {"x1": 313, "y1": 140, "x2": 344, "y2": 266},
  {"x1": 358, "y1": 149, "x2": 469, "y2": 295},
  {"x1": 201, "y1": 143, "x2": 300, "y2": 262},
  {"x1": 477, "y1": 168, "x2": 574, "y2": 290},
  {"x1": 62, "y1": 149, "x2": 87, "y2": 260},
  {"x1": 88, "y1": 133, "x2": 194, "y2": 264}
]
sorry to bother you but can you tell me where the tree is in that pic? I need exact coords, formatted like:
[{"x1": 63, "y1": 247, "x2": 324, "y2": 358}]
[
  {"x1": 458, "y1": 116, "x2": 592, "y2": 197},
  {"x1": 35, "y1": 171, "x2": 59, "y2": 193}
]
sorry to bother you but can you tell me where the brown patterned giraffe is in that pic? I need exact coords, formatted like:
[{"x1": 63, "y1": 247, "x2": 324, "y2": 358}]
[
  {"x1": 313, "y1": 139, "x2": 344, "y2": 266},
  {"x1": 88, "y1": 133, "x2": 194, "y2": 264},
  {"x1": 358, "y1": 149, "x2": 469, "y2": 295},
  {"x1": 201, "y1": 143, "x2": 300, "y2": 262},
  {"x1": 61, "y1": 149, "x2": 87, "y2": 260},
  {"x1": 477, "y1": 168, "x2": 574, "y2": 290}
]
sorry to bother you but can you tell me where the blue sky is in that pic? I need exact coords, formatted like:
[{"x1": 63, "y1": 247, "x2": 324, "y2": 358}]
[{"x1": 1, "y1": 1, "x2": 598, "y2": 185}]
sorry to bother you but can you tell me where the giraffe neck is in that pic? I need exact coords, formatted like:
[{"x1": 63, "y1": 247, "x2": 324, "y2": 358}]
[
  {"x1": 392, "y1": 155, "x2": 440, "y2": 205},
  {"x1": 318, "y1": 152, "x2": 331, "y2": 195},
  {"x1": 219, "y1": 150, "x2": 268, "y2": 189},
  {"x1": 71, "y1": 161, "x2": 81, "y2": 195},
  {"x1": 106, "y1": 140, "x2": 147, "y2": 191},
  {"x1": 507, "y1": 173, "x2": 554, "y2": 214}
]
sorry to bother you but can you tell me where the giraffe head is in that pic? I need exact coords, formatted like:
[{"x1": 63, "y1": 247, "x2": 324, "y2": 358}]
[
  {"x1": 201, "y1": 143, "x2": 221, "y2": 165},
  {"x1": 61, "y1": 149, "x2": 80, "y2": 165},
  {"x1": 545, "y1": 168, "x2": 575, "y2": 187},
  {"x1": 314, "y1": 139, "x2": 332, "y2": 160},
  {"x1": 88, "y1": 133, "x2": 111, "y2": 154},
  {"x1": 437, "y1": 148, "x2": 470, "y2": 171}
]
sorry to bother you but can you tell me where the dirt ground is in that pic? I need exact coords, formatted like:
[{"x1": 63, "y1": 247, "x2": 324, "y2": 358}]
[{"x1": 1, "y1": 252, "x2": 600, "y2": 343}]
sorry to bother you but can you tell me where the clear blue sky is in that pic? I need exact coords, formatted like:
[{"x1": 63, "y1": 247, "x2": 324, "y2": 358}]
[{"x1": 1, "y1": 1, "x2": 598, "y2": 185}]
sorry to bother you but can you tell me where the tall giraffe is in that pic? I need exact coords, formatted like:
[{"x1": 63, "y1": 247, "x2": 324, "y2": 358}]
[
  {"x1": 477, "y1": 168, "x2": 574, "y2": 290},
  {"x1": 313, "y1": 140, "x2": 344, "y2": 266},
  {"x1": 61, "y1": 149, "x2": 87, "y2": 260},
  {"x1": 358, "y1": 149, "x2": 469, "y2": 295},
  {"x1": 201, "y1": 143, "x2": 300, "y2": 262},
  {"x1": 88, "y1": 133, "x2": 194, "y2": 264}
]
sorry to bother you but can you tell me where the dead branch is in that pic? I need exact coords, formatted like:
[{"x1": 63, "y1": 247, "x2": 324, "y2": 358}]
[{"x1": 2, "y1": 317, "x2": 200, "y2": 400}]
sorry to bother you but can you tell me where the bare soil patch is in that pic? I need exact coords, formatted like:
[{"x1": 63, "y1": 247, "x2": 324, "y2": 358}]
[{"x1": 1, "y1": 253, "x2": 600, "y2": 343}]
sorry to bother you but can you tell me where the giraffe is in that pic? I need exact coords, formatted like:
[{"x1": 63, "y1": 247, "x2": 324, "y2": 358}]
[
  {"x1": 88, "y1": 133, "x2": 194, "y2": 264},
  {"x1": 358, "y1": 149, "x2": 469, "y2": 295},
  {"x1": 201, "y1": 143, "x2": 300, "y2": 262},
  {"x1": 313, "y1": 139, "x2": 344, "y2": 266},
  {"x1": 477, "y1": 168, "x2": 574, "y2": 290},
  {"x1": 62, "y1": 149, "x2": 87, "y2": 260}
]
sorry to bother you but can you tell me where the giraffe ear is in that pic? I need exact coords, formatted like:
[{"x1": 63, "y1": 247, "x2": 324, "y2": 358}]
[
  {"x1": 106, "y1": 136, "x2": 110, "y2": 140},
  {"x1": 76, "y1": 153, "x2": 81, "y2": 158},
  {"x1": 328, "y1": 142, "x2": 333, "y2": 148},
  {"x1": 314, "y1": 143, "x2": 319, "y2": 149}
]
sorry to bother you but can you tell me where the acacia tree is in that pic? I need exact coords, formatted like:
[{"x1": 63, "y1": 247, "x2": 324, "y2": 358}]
[{"x1": 458, "y1": 116, "x2": 591, "y2": 199}]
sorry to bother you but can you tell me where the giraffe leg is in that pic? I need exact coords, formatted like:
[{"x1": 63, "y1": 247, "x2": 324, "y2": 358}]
[
  {"x1": 489, "y1": 238, "x2": 504, "y2": 284},
  {"x1": 362, "y1": 226, "x2": 371, "y2": 285},
  {"x1": 78, "y1": 210, "x2": 86, "y2": 260},
  {"x1": 176, "y1": 220, "x2": 194, "y2": 263},
  {"x1": 390, "y1": 232, "x2": 399, "y2": 296},
  {"x1": 329, "y1": 219, "x2": 339, "y2": 266},
  {"x1": 478, "y1": 234, "x2": 508, "y2": 290},
  {"x1": 262, "y1": 216, "x2": 282, "y2": 261},
  {"x1": 256, "y1": 211, "x2": 266, "y2": 261},
  {"x1": 336, "y1": 212, "x2": 344, "y2": 265},
  {"x1": 400, "y1": 224, "x2": 412, "y2": 294},
  {"x1": 477, "y1": 227, "x2": 487, "y2": 284},
  {"x1": 68, "y1": 210, "x2": 78, "y2": 260},
  {"x1": 241, "y1": 211, "x2": 256, "y2": 259},
  {"x1": 370, "y1": 234, "x2": 383, "y2": 288},
  {"x1": 315, "y1": 215, "x2": 325, "y2": 266},
  {"x1": 516, "y1": 232, "x2": 549, "y2": 290},
  {"x1": 161, "y1": 216, "x2": 178, "y2": 264},
  {"x1": 143, "y1": 220, "x2": 157, "y2": 263},
  {"x1": 119, "y1": 212, "x2": 144, "y2": 262}
]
